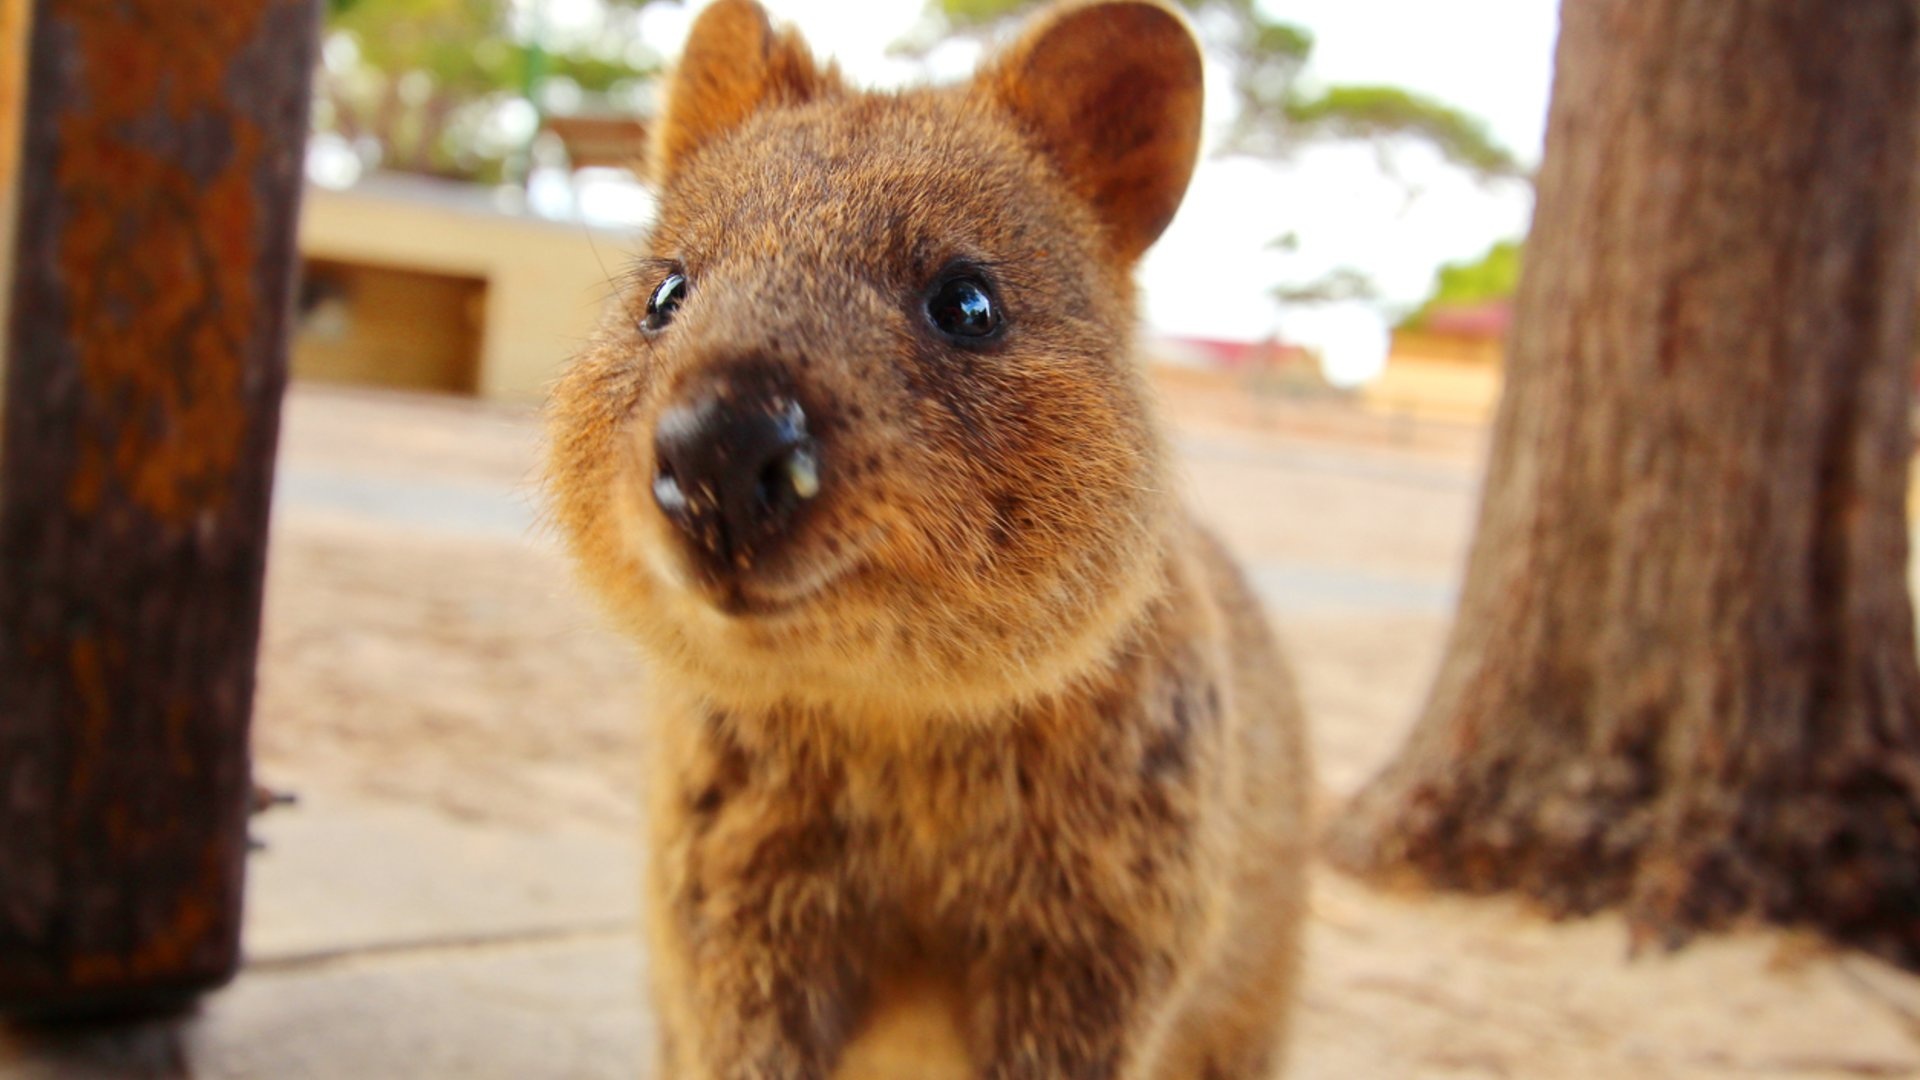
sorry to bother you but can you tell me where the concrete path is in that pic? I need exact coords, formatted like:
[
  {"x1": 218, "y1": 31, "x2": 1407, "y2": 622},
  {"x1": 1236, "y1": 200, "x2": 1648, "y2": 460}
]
[
  {"x1": 273, "y1": 432, "x2": 1476, "y2": 618},
  {"x1": 1, "y1": 787, "x2": 648, "y2": 1079}
]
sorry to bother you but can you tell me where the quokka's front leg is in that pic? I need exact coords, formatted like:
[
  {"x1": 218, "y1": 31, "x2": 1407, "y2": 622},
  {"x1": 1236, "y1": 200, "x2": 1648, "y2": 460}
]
[
  {"x1": 960, "y1": 837, "x2": 1213, "y2": 1080},
  {"x1": 650, "y1": 805, "x2": 872, "y2": 1080},
  {"x1": 964, "y1": 883, "x2": 1193, "y2": 1080}
]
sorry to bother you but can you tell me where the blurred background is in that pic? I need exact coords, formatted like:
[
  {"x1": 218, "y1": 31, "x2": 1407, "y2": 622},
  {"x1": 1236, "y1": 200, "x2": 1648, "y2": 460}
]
[
  {"x1": 7, "y1": 2, "x2": 1918, "y2": 1078},
  {"x1": 292, "y1": 0, "x2": 1545, "y2": 412}
]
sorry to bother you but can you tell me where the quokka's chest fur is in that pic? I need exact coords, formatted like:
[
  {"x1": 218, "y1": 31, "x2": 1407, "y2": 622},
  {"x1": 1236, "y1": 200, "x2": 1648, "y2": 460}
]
[{"x1": 651, "y1": 591, "x2": 1234, "y2": 934}]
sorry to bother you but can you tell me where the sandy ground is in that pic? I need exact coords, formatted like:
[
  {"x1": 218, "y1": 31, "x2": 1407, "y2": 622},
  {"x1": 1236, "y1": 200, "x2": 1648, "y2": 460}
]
[{"x1": 243, "y1": 380, "x2": 1920, "y2": 1078}]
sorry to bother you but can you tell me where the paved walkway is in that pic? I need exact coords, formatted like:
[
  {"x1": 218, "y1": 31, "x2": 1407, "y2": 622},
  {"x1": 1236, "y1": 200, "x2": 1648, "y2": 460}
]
[
  {"x1": 2, "y1": 790, "x2": 647, "y2": 1078},
  {"x1": 272, "y1": 430, "x2": 1477, "y2": 619}
]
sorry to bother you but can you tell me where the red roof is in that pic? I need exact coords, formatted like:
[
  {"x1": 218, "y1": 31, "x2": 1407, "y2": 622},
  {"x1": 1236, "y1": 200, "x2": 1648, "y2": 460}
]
[
  {"x1": 1420, "y1": 300, "x2": 1514, "y2": 340},
  {"x1": 1155, "y1": 336, "x2": 1311, "y2": 370}
]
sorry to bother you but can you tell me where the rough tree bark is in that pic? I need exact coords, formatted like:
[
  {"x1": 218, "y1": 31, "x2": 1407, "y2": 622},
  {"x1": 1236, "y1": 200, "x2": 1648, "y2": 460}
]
[
  {"x1": 0, "y1": 0, "x2": 316, "y2": 1017},
  {"x1": 1329, "y1": 0, "x2": 1920, "y2": 966}
]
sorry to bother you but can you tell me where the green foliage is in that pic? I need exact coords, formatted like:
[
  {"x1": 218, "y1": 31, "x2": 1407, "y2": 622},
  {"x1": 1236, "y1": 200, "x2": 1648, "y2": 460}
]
[
  {"x1": 1401, "y1": 239, "x2": 1524, "y2": 328},
  {"x1": 932, "y1": 0, "x2": 1302, "y2": 49},
  {"x1": 1272, "y1": 267, "x2": 1381, "y2": 306},
  {"x1": 316, "y1": 0, "x2": 660, "y2": 184},
  {"x1": 332, "y1": 0, "x2": 653, "y2": 99},
  {"x1": 1284, "y1": 86, "x2": 1522, "y2": 183},
  {"x1": 911, "y1": 0, "x2": 1515, "y2": 182},
  {"x1": 932, "y1": 0, "x2": 1030, "y2": 25}
]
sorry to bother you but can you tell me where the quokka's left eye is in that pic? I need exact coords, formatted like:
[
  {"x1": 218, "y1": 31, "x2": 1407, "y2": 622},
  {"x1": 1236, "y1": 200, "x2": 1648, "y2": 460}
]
[
  {"x1": 925, "y1": 272, "x2": 1004, "y2": 343},
  {"x1": 644, "y1": 271, "x2": 690, "y2": 334}
]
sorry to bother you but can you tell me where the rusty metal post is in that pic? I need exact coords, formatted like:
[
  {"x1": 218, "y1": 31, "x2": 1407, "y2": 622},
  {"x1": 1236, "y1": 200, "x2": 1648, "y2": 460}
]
[
  {"x1": 0, "y1": 0, "x2": 29, "y2": 391},
  {"x1": 0, "y1": 0, "x2": 317, "y2": 1018}
]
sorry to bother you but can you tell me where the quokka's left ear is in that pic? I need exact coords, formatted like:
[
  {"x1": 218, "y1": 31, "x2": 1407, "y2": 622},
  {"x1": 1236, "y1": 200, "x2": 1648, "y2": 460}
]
[
  {"x1": 648, "y1": 0, "x2": 840, "y2": 185},
  {"x1": 979, "y1": 0, "x2": 1204, "y2": 265}
]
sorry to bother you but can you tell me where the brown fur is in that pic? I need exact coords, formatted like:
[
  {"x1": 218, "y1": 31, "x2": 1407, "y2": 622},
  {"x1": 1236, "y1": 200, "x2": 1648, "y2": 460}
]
[{"x1": 545, "y1": 2, "x2": 1309, "y2": 1076}]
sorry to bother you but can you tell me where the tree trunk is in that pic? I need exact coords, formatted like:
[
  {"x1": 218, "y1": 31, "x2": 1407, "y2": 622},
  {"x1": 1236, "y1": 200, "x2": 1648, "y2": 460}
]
[
  {"x1": 1329, "y1": 0, "x2": 1920, "y2": 967},
  {"x1": 0, "y1": 0, "x2": 316, "y2": 1018}
]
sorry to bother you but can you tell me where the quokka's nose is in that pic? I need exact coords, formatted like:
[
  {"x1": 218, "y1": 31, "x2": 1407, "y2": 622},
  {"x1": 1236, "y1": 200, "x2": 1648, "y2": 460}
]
[{"x1": 651, "y1": 385, "x2": 820, "y2": 563}]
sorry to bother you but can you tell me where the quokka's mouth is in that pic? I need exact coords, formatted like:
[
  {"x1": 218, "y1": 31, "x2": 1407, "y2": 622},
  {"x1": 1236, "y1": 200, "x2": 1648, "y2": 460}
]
[
  {"x1": 691, "y1": 542, "x2": 874, "y2": 620},
  {"x1": 711, "y1": 571, "x2": 835, "y2": 617},
  {"x1": 634, "y1": 482, "x2": 887, "y2": 620}
]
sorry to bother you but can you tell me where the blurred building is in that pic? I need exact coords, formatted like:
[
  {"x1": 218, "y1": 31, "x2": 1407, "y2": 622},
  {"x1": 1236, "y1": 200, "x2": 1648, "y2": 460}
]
[
  {"x1": 544, "y1": 113, "x2": 649, "y2": 174},
  {"x1": 1150, "y1": 334, "x2": 1331, "y2": 391},
  {"x1": 1362, "y1": 299, "x2": 1511, "y2": 424},
  {"x1": 294, "y1": 172, "x2": 631, "y2": 401}
]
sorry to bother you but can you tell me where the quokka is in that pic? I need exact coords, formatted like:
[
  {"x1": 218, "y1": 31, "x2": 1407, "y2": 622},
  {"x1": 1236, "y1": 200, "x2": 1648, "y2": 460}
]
[{"x1": 547, "y1": 1, "x2": 1310, "y2": 1075}]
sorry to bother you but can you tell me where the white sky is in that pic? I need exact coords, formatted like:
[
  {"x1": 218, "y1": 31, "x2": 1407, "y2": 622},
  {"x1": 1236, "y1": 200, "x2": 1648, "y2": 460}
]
[{"x1": 619, "y1": 0, "x2": 1561, "y2": 382}]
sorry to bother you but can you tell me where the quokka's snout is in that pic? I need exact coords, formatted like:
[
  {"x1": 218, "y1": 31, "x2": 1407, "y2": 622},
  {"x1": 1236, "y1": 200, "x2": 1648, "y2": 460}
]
[
  {"x1": 632, "y1": 261, "x2": 1022, "y2": 611},
  {"x1": 647, "y1": 360, "x2": 822, "y2": 579}
]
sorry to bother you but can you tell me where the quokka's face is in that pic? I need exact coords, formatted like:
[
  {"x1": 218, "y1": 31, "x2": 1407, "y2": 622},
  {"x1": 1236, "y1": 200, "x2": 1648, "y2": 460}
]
[{"x1": 547, "y1": 0, "x2": 1202, "y2": 718}]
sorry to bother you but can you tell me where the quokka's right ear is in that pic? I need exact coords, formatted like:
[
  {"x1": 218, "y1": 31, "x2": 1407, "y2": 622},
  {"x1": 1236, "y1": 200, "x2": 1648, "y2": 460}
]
[
  {"x1": 980, "y1": 0, "x2": 1204, "y2": 265},
  {"x1": 648, "y1": 0, "x2": 839, "y2": 185}
]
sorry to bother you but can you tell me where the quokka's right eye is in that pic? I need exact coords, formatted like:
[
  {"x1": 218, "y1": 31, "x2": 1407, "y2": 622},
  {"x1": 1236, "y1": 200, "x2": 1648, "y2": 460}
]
[
  {"x1": 643, "y1": 271, "x2": 690, "y2": 334},
  {"x1": 924, "y1": 266, "x2": 1006, "y2": 345}
]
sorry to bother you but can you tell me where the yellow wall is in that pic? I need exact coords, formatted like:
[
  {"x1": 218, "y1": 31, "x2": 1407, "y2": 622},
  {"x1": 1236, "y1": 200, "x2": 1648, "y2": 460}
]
[
  {"x1": 298, "y1": 180, "x2": 630, "y2": 401},
  {"x1": 294, "y1": 258, "x2": 486, "y2": 394},
  {"x1": 1359, "y1": 328, "x2": 1508, "y2": 425},
  {"x1": 1390, "y1": 328, "x2": 1506, "y2": 368},
  {"x1": 1362, "y1": 353, "x2": 1504, "y2": 425}
]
